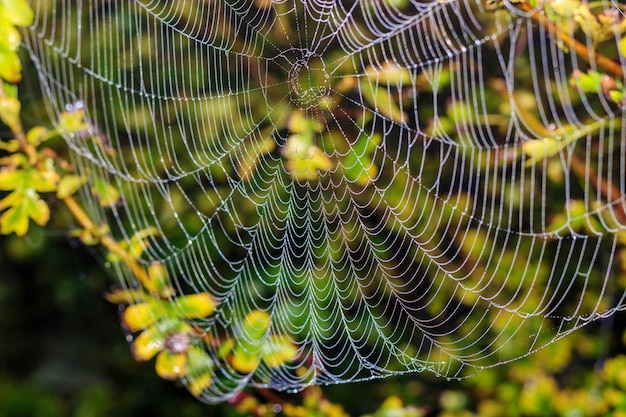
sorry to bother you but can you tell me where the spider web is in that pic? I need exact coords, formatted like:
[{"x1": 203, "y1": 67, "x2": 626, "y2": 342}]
[{"x1": 25, "y1": 0, "x2": 626, "y2": 402}]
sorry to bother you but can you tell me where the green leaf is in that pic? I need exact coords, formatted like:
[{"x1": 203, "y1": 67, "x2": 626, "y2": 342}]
[
  {"x1": 146, "y1": 262, "x2": 174, "y2": 296},
  {"x1": 0, "y1": 0, "x2": 34, "y2": 26},
  {"x1": 366, "y1": 61, "x2": 413, "y2": 86},
  {"x1": 57, "y1": 108, "x2": 89, "y2": 134},
  {"x1": 26, "y1": 126, "x2": 49, "y2": 146},
  {"x1": 231, "y1": 310, "x2": 271, "y2": 373},
  {"x1": 185, "y1": 346, "x2": 214, "y2": 396},
  {"x1": 284, "y1": 134, "x2": 333, "y2": 181},
  {"x1": 343, "y1": 133, "x2": 381, "y2": 186},
  {"x1": 609, "y1": 89, "x2": 624, "y2": 105},
  {"x1": 56, "y1": 175, "x2": 87, "y2": 199},
  {"x1": 0, "y1": 48, "x2": 22, "y2": 83},
  {"x1": 132, "y1": 325, "x2": 166, "y2": 361},
  {"x1": 0, "y1": 171, "x2": 21, "y2": 191},
  {"x1": 570, "y1": 70, "x2": 603, "y2": 94},
  {"x1": 0, "y1": 138, "x2": 19, "y2": 152},
  {"x1": 126, "y1": 227, "x2": 159, "y2": 258},
  {"x1": 0, "y1": 169, "x2": 57, "y2": 193},
  {"x1": 0, "y1": 189, "x2": 49, "y2": 236},
  {"x1": 92, "y1": 177, "x2": 120, "y2": 207},
  {"x1": 362, "y1": 81, "x2": 407, "y2": 124},
  {"x1": 262, "y1": 335, "x2": 297, "y2": 368}
]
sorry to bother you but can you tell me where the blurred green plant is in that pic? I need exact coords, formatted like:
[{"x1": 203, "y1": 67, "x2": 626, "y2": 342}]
[{"x1": 3, "y1": 0, "x2": 626, "y2": 415}]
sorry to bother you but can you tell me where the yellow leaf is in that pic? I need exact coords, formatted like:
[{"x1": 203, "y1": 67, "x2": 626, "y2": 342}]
[
  {"x1": 146, "y1": 262, "x2": 173, "y2": 296},
  {"x1": 262, "y1": 335, "x2": 298, "y2": 368},
  {"x1": 231, "y1": 310, "x2": 272, "y2": 373},
  {"x1": 26, "y1": 126, "x2": 49, "y2": 146},
  {"x1": 0, "y1": 49, "x2": 22, "y2": 83},
  {"x1": 126, "y1": 227, "x2": 159, "y2": 258},
  {"x1": 155, "y1": 350, "x2": 187, "y2": 380},
  {"x1": 175, "y1": 293, "x2": 218, "y2": 319},
  {"x1": 0, "y1": 204, "x2": 28, "y2": 236},
  {"x1": 362, "y1": 82, "x2": 407, "y2": 124},
  {"x1": 57, "y1": 107, "x2": 89, "y2": 134},
  {"x1": 188, "y1": 373, "x2": 212, "y2": 397},
  {"x1": 0, "y1": 0, "x2": 34, "y2": 26},
  {"x1": 123, "y1": 302, "x2": 162, "y2": 332},
  {"x1": 0, "y1": 21, "x2": 21, "y2": 51},
  {"x1": 231, "y1": 349, "x2": 260, "y2": 374},
  {"x1": 0, "y1": 95, "x2": 21, "y2": 129},
  {"x1": 185, "y1": 346, "x2": 214, "y2": 396},
  {"x1": 0, "y1": 171, "x2": 20, "y2": 190},
  {"x1": 365, "y1": 61, "x2": 413, "y2": 86},
  {"x1": 132, "y1": 326, "x2": 165, "y2": 361},
  {"x1": 284, "y1": 134, "x2": 333, "y2": 181},
  {"x1": 105, "y1": 289, "x2": 150, "y2": 304},
  {"x1": 28, "y1": 198, "x2": 50, "y2": 226},
  {"x1": 92, "y1": 177, "x2": 120, "y2": 207},
  {"x1": 56, "y1": 175, "x2": 87, "y2": 199}
]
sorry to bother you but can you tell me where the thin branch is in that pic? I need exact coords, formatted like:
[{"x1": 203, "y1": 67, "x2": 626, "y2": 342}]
[{"x1": 515, "y1": 2, "x2": 624, "y2": 79}]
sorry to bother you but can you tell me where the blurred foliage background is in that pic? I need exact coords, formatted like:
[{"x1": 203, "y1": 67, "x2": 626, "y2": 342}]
[{"x1": 3, "y1": 0, "x2": 626, "y2": 415}]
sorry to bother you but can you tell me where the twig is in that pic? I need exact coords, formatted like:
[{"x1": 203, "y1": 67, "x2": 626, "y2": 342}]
[{"x1": 514, "y1": 1, "x2": 624, "y2": 79}]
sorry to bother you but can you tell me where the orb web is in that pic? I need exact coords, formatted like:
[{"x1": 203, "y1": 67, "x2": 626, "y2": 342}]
[{"x1": 25, "y1": 0, "x2": 626, "y2": 402}]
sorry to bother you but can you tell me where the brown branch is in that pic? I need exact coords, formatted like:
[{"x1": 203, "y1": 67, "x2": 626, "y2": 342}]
[
  {"x1": 569, "y1": 153, "x2": 626, "y2": 221},
  {"x1": 62, "y1": 195, "x2": 152, "y2": 287},
  {"x1": 515, "y1": 2, "x2": 624, "y2": 79}
]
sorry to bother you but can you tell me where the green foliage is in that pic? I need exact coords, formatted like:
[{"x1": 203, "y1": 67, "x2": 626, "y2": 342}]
[{"x1": 2, "y1": 0, "x2": 626, "y2": 415}]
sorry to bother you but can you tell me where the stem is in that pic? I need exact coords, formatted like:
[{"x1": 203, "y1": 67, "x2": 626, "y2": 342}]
[
  {"x1": 62, "y1": 195, "x2": 152, "y2": 287},
  {"x1": 569, "y1": 153, "x2": 626, "y2": 221},
  {"x1": 515, "y1": 2, "x2": 624, "y2": 79}
]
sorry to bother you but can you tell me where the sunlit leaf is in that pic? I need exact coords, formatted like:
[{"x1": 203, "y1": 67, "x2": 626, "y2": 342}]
[
  {"x1": 146, "y1": 262, "x2": 174, "y2": 296},
  {"x1": 574, "y1": 5, "x2": 626, "y2": 44},
  {"x1": 92, "y1": 177, "x2": 120, "y2": 207},
  {"x1": 232, "y1": 310, "x2": 271, "y2": 373},
  {"x1": 127, "y1": 227, "x2": 159, "y2": 258},
  {"x1": 28, "y1": 197, "x2": 49, "y2": 226},
  {"x1": 174, "y1": 293, "x2": 218, "y2": 319},
  {"x1": 570, "y1": 69, "x2": 603, "y2": 93},
  {"x1": 0, "y1": 138, "x2": 19, "y2": 152},
  {"x1": 284, "y1": 134, "x2": 333, "y2": 181},
  {"x1": 57, "y1": 108, "x2": 89, "y2": 134},
  {"x1": 132, "y1": 325, "x2": 166, "y2": 361},
  {"x1": 0, "y1": 188, "x2": 49, "y2": 236},
  {"x1": 123, "y1": 301, "x2": 165, "y2": 332},
  {"x1": 366, "y1": 61, "x2": 413, "y2": 86},
  {"x1": 361, "y1": 82, "x2": 407, "y2": 124},
  {"x1": 56, "y1": 175, "x2": 87, "y2": 199},
  {"x1": 0, "y1": 0, "x2": 34, "y2": 26},
  {"x1": 262, "y1": 335, "x2": 298, "y2": 368},
  {"x1": 0, "y1": 21, "x2": 20, "y2": 51},
  {"x1": 105, "y1": 289, "x2": 151, "y2": 304},
  {"x1": 0, "y1": 203, "x2": 28, "y2": 236},
  {"x1": 0, "y1": 49, "x2": 21, "y2": 83},
  {"x1": 26, "y1": 126, "x2": 49, "y2": 146},
  {"x1": 0, "y1": 95, "x2": 21, "y2": 129},
  {"x1": 185, "y1": 346, "x2": 214, "y2": 396},
  {"x1": 343, "y1": 133, "x2": 381, "y2": 186},
  {"x1": 155, "y1": 350, "x2": 187, "y2": 380}
]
